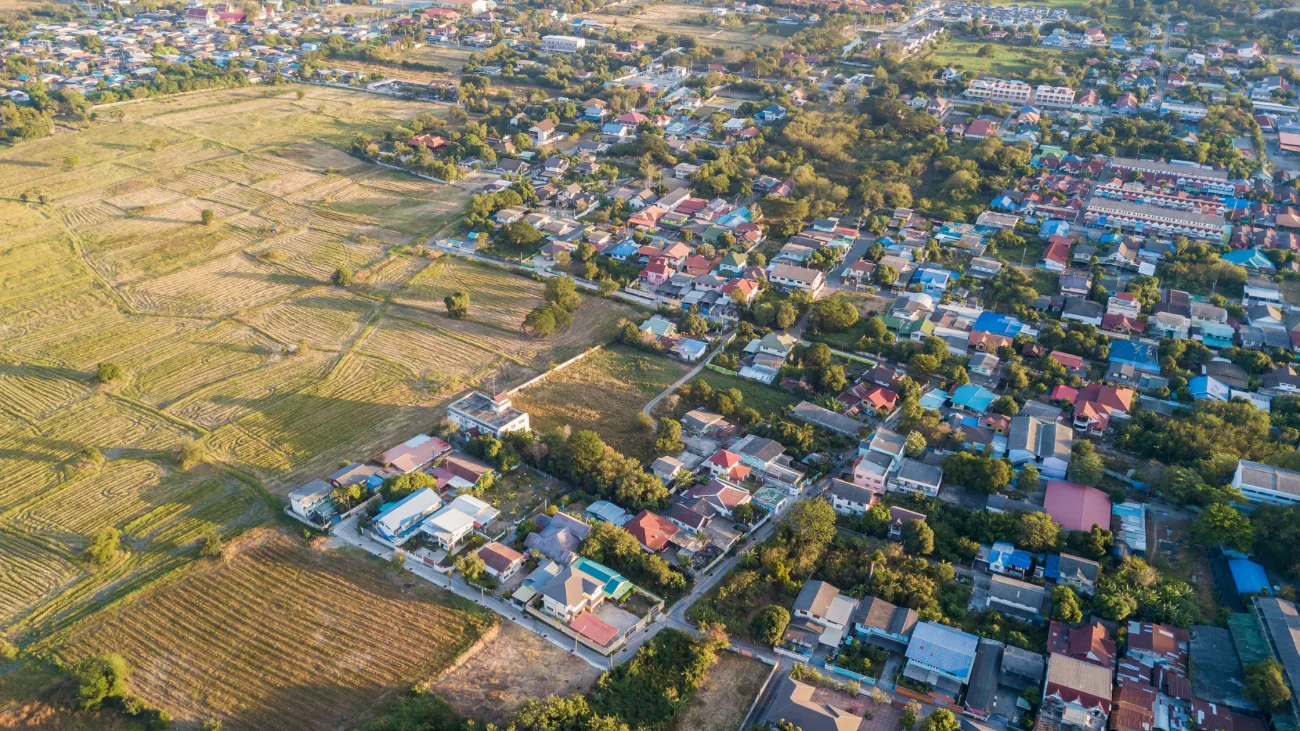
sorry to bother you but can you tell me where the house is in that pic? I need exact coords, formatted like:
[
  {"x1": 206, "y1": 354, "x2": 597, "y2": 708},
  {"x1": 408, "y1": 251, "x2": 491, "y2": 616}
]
[
  {"x1": 988, "y1": 574, "x2": 1051, "y2": 620},
  {"x1": 529, "y1": 118, "x2": 557, "y2": 144},
  {"x1": 586, "y1": 500, "x2": 633, "y2": 527},
  {"x1": 904, "y1": 621, "x2": 980, "y2": 698},
  {"x1": 681, "y1": 480, "x2": 752, "y2": 518},
  {"x1": 1056, "y1": 553, "x2": 1101, "y2": 595},
  {"x1": 1072, "y1": 384, "x2": 1135, "y2": 435},
  {"x1": 830, "y1": 478, "x2": 882, "y2": 515},
  {"x1": 793, "y1": 580, "x2": 857, "y2": 633},
  {"x1": 1108, "y1": 341, "x2": 1161, "y2": 375},
  {"x1": 1049, "y1": 620, "x2": 1117, "y2": 669},
  {"x1": 1045, "y1": 480, "x2": 1113, "y2": 532},
  {"x1": 1041, "y1": 653, "x2": 1114, "y2": 731},
  {"x1": 421, "y1": 502, "x2": 478, "y2": 550},
  {"x1": 447, "y1": 391, "x2": 531, "y2": 437},
  {"x1": 379, "y1": 434, "x2": 452, "y2": 473},
  {"x1": 1008, "y1": 416, "x2": 1073, "y2": 479},
  {"x1": 478, "y1": 542, "x2": 525, "y2": 580},
  {"x1": 970, "y1": 352, "x2": 1000, "y2": 378},
  {"x1": 761, "y1": 676, "x2": 862, "y2": 731},
  {"x1": 1000, "y1": 646, "x2": 1047, "y2": 690},
  {"x1": 288, "y1": 479, "x2": 334, "y2": 523},
  {"x1": 707, "y1": 449, "x2": 752, "y2": 482},
  {"x1": 524, "y1": 511, "x2": 591, "y2": 562},
  {"x1": 852, "y1": 450, "x2": 895, "y2": 494},
  {"x1": 640, "y1": 315, "x2": 677, "y2": 338},
  {"x1": 537, "y1": 564, "x2": 605, "y2": 621},
  {"x1": 733, "y1": 435, "x2": 786, "y2": 472},
  {"x1": 1231, "y1": 460, "x2": 1300, "y2": 506},
  {"x1": 625, "y1": 509, "x2": 680, "y2": 552},
  {"x1": 1062, "y1": 298, "x2": 1104, "y2": 327},
  {"x1": 889, "y1": 506, "x2": 927, "y2": 541},
  {"x1": 372, "y1": 488, "x2": 441, "y2": 546},
  {"x1": 950, "y1": 384, "x2": 997, "y2": 414},
  {"x1": 768, "y1": 263, "x2": 826, "y2": 294},
  {"x1": 890, "y1": 458, "x2": 943, "y2": 497},
  {"x1": 851, "y1": 596, "x2": 918, "y2": 652}
]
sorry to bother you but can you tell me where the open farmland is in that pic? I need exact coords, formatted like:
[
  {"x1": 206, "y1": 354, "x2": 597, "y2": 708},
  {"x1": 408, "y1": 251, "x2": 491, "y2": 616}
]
[
  {"x1": 0, "y1": 83, "x2": 634, "y2": 688},
  {"x1": 512, "y1": 345, "x2": 691, "y2": 459},
  {"x1": 578, "y1": 2, "x2": 790, "y2": 49},
  {"x1": 56, "y1": 529, "x2": 498, "y2": 730}
]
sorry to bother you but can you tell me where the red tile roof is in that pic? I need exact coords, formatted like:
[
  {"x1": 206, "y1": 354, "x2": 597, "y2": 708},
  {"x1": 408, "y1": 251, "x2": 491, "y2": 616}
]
[
  {"x1": 626, "y1": 509, "x2": 679, "y2": 551},
  {"x1": 1044, "y1": 481, "x2": 1112, "y2": 532},
  {"x1": 570, "y1": 610, "x2": 619, "y2": 646}
]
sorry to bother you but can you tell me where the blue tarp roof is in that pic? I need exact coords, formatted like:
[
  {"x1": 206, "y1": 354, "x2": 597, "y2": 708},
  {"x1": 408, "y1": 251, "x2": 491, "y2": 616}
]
[
  {"x1": 1108, "y1": 340, "x2": 1159, "y2": 366},
  {"x1": 1229, "y1": 558, "x2": 1270, "y2": 595},
  {"x1": 950, "y1": 384, "x2": 997, "y2": 413},
  {"x1": 1043, "y1": 553, "x2": 1061, "y2": 580},
  {"x1": 920, "y1": 389, "x2": 948, "y2": 410},
  {"x1": 973, "y1": 312, "x2": 1024, "y2": 338}
]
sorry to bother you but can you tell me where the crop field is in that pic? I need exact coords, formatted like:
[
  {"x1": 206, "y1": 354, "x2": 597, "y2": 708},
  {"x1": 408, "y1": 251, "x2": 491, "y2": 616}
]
[
  {"x1": 512, "y1": 346, "x2": 691, "y2": 459},
  {"x1": 56, "y1": 529, "x2": 498, "y2": 730},
  {"x1": 0, "y1": 83, "x2": 633, "y2": 677},
  {"x1": 579, "y1": 3, "x2": 791, "y2": 49}
]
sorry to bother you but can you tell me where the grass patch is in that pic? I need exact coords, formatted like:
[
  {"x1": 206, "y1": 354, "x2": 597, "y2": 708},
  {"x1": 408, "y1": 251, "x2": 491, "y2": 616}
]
[
  {"x1": 670, "y1": 652, "x2": 770, "y2": 731},
  {"x1": 921, "y1": 38, "x2": 1089, "y2": 77},
  {"x1": 511, "y1": 345, "x2": 691, "y2": 460},
  {"x1": 691, "y1": 370, "x2": 802, "y2": 419}
]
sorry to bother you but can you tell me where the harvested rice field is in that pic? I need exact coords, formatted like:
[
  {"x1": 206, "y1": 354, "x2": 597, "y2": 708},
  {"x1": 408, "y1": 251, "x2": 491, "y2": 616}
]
[{"x1": 0, "y1": 86, "x2": 634, "y2": 727}]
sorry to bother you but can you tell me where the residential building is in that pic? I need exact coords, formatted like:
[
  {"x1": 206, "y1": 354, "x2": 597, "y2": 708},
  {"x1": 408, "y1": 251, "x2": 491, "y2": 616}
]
[
  {"x1": 890, "y1": 458, "x2": 943, "y2": 497},
  {"x1": 1008, "y1": 416, "x2": 1074, "y2": 479},
  {"x1": 288, "y1": 479, "x2": 333, "y2": 523},
  {"x1": 793, "y1": 580, "x2": 858, "y2": 632},
  {"x1": 625, "y1": 509, "x2": 680, "y2": 552},
  {"x1": 761, "y1": 676, "x2": 862, "y2": 731},
  {"x1": 447, "y1": 391, "x2": 531, "y2": 437},
  {"x1": 1083, "y1": 197, "x2": 1226, "y2": 241},
  {"x1": 851, "y1": 596, "x2": 918, "y2": 652},
  {"x1": 904, "y1": 621, "x2": 980, "y2": 698},
  {"x1": 1041, "y1": 653, "x2": 1114, "y2": 731},
  {"x1": 538, "y1": 564, "x2": 605, "y2": 620},
  {"x1": 1056, "y1": 553, "x2": 1101, "y2": 596},
  {"x1": 830, "y1": 478, "x2": 882, "y2": 515},
  {"x1": 372, "y1": 488, "x2": 441, "y2": 546},
  {"x1": 478, "y1": 542, "x2": 525, "y2": 580},
  {"x1": 768, "y1": 263, "x2": 826, "y2": 294},
  {"x1": 988, "y1": 574, "x2": 1051, "y2": 620},
  {"x1": 1231, "y1": 460, "x2": 1300, "y2": 505},
  {"x1": 541, "y1": 34, "x2": 586, "y2": 53},
  {"x1": 1044, "y1": 480, "x2": 1112, "y2": 532}
]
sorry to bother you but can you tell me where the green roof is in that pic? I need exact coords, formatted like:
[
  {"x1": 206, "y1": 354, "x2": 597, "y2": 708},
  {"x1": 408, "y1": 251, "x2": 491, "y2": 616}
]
[
  {"x1": 719, "y1": 251, "x2": 747, "y2": 268},
  {"x1": 1228, "y1": 612, "x2": 1272, "y2": 666},
  {"x1": 572, "y1": 557, "x2": 633, "y2": 600}
]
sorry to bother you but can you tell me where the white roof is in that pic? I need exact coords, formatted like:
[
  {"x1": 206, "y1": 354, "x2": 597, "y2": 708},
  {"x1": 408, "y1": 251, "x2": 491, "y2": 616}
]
[
  {"x1": 423, "y1": 504, "x2": 476, "y2": 536},
  {"x1": 375, "y1": 488, "x2": 441, "y2": 533},
  {"x1": 449, "y1": 494, "x2": 500, "y2": 525}
]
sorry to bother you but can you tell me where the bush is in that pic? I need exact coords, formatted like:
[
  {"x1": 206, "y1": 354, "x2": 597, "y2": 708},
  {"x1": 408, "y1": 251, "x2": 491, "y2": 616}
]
[
  {"x1": 85, "y1": 528, "x2": 121, "y2": 565},
  {"x1": 444, "y1": 290, "x2": 469, "y2": 318},
  {"x1": 332, "y1": 267, "x2": 355, "y2": 286},
  {"x1": 178, "y1": 440, "x2": 207, "y2": 470},
  {"x1": 199, "y1": 530, "x2": 225, "y2": 560},
  {"x1": 201, "y1": 208, "x2": 214, "y2": 225},
  {"x1": 71, "y1": 653, "x2": 131, "y2": 710},
  {"x1": 0, "y1": 638, "x2": 16, "y2": 661},
  {"x1": 96, "y1": 362, "x2": 122, "y2": 384},
  {"x1": 751, "y1": 604, "x2": 791, "y2": 646}
]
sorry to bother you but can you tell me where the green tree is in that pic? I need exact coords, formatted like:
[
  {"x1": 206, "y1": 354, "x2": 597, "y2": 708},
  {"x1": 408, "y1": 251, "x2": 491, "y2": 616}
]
[
  {"x1": 904, "y1": 431, "x2": 927, "y2": 458},
  {"x1": 654, "y1": 419, "x2": 684, "y2": 455},
  {"x1": 178, "y1": 440, "x2": 207, "y2": 470},
  {"x1": 201, "y1": 208, "x2": 215, "y2": 225},
  {"x1": 544, "y1": 275, "x2": 580, "y2": 312},
  {"x1": 1019, "y1": 464, "x2": 1040, "y2": 489},
  {"x1": 332, "y1": 267, "x2": 354, "y2": 286},
  {"x1": 96, "y1": 362, "x2": 122, "y2": 384},
  {"x1": 199, "y1": 530, "x2": 225, "y2": 560},
  {"x1": 71, "y1": 654, "x2": 131, "y2": 710},
  {"x1": 902, "y1": 519, "x2": 935, "y2": 556},
  {"x1": 751, "y1": 604, "x2": 791, "y2": 645},
  {"x1": 821, "y1": 365, "x2": 848, "y2": 394},
  {"x1": 502, "y1": 220, "x2": 543, "y2": 248},
  {"x1": 1052, "y1": 585, "x2": 1083, "y2": 622},
  {"x1": 456, "y1": 553, "x2": 486, "y2": 582},
  {"x1": 1245, "y1": 659, "x2": 1292, "y2": 712},
  {"x1": 523, "y1": 305, "x2": 558, "y2": 335},
  {"x1": 804, "y1": 342, "x2": 832, "y2": 368},
  {"x1": 381, "y1": 472, "x2": 439, "y2": 502},
  {"x1": 444, "y1": 290, "x2": 470, "y2": 318},
  {"x1": 813, "y1": 294, "x2": 860, "y2": 332},
  {"x1": 775, "y1": 300, "x2": 798, "y2": 329},
  {"x1": 1018, "y1": 511, "x2": 1061, "y2": 552},
  {"x1": 85, "y1": 527, "x2": 121, "y2": 565},
  {"x1": 923, "y1": 709, "x2": 961, "y2": 731},
  {"x1": 0, "y1": 638, "x2": 17, "y2": 661},
  {"x1": 1192, "y1": 503, "x2": 1254, "y2": 552},
  {"x1": 1067, "y1": 441, "x2": 1105, "y2": 485}
]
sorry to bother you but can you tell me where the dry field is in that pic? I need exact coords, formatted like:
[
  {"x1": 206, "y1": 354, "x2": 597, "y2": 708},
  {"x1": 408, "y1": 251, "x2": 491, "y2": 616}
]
[
  {"x1": 671, "y1": 652, "x2": 771, "y2": 731},
  {"x1": 432, "y1": 621, "x2": 604, "y2": 725},
  {"x1": 511, "y1": 345, "x2": 691, "y2": 459},
  {"x1": 0, "y1": 83, "x2": 634, "y2": 711},
  {"x1": 579, "y1": 2, "x2": 790, "y2": 49},
  {"x1": 56, "y1": 529, "x2": 498, "y2": 730}
]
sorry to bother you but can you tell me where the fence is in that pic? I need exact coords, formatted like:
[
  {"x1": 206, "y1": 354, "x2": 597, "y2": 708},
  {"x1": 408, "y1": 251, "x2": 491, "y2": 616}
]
[
  {"x1": 705, "y1": 363, "x2": 740, "y2": 376},
  {"x1": 823, "y1": 661, "x2": 878, "y2": 685},
  {"x1": 506, "y1": 344, "x2": 605, "y2": 395}
]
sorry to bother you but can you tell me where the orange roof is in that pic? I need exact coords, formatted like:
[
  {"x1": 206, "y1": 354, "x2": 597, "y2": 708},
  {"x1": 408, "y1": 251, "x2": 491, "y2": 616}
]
[
  {"x1": 570, "y1": 610, "x2": 618, "y2": 646},
  {"x1": 626, "y1": 509, "x2": 679, "y2": 551}
]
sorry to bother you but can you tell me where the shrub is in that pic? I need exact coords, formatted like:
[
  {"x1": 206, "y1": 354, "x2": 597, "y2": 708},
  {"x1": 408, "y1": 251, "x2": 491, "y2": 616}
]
[
  {"x1": 85, "y1": 528, "x2": 121, "y2": 566},
  {"x1": 96, "y1": 362, "x2": 122, "y2": 384}
]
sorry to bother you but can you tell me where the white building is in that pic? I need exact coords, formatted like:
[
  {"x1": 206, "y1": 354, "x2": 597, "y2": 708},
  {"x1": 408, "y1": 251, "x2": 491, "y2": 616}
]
[
  {"x1": 966, "y1": 78, "x2": 1032, "y2": 104},
  {"x1": 373, "y1": 488, "x2": 442, "y2": 546},
  {"x1": 889, "y1": 458, "x2": 943, "y2": 497},
  {"x1": 768, "y1": 263, "x2": 826, "y2": 294},
  {"x1": 1082, "y1": 197, "x2": 1225, "y2": 241},
  {"x1": 447, "y1": 391, "x2": 530, "y2": 437},
  {"x1": 1033, "y1": 85, "x2": 1076, "y2": 108},
  {"x1": 1232, "y1": 460, "x2": 1300, "y2": 506},
  {"x1": 542, "y1": 35, "x2": 586, "y2": 54},
  {"x1": 420, "y1": 503, "x2": 478, "y2": 550}
]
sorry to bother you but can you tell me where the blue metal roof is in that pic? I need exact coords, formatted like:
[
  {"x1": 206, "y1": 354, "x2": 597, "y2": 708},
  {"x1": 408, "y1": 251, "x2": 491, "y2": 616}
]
[
  {"x1": 906, "y1": 621, "x2": 979, "y2": 679},
  {"x1": 1043, "y1": 553, "x2": 1061, "y2": 580},
  {"x1": 973, "y1": 312, "x2": 1024, "y2": 338},
  {"x1": 1229, "y1": 558, "x2": 1270, "y2": 595}
]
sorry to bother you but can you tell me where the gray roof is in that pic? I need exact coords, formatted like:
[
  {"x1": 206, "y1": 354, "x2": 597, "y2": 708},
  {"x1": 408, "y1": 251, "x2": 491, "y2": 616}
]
[
  {"x1": 737, "y1": 435, "x2": 785, "y2": 462},
  {"x1": 1058, "y1": 553, "x2": 1101, "y2": 585},
  {"x1": 906, "y1": 621, "x2": 979, "y2": 679},
  {"x1": 792, "y1": 401, "x2": 866, "y2": 436},
  {"x1": 1237, "y1": 460, "x2": 1300, "y2": 497},
  {"x1": 1063, "y1": 297, "x2": 1103, "y2": 319},
  {"x1": 897, "y1": 458, "x2": 943, "y2": 488},
  {"x1": 852, "y1": 596, "x2": 918, "y2": 638},
  {"x1": 524, "y1": 512, "x2": 590, "y2": 562},
  {"x1": 1256, "y1": 597, "x2": 1300, "y2": 704},
  {"x1": 966, "y1": 639, "x2": 1005, "y2": 713},
  {"x1": 830, "y1": 478, "x2": 881, "y2": 506},
  {"x1": 1000, "y1": 645, "x2": 1046, "y2": 683},
  {"x1": 538, "y1": 565, "x2": 602, "y2": 607},
  {"x1": 794, "y1": 580, "x2": 840, "y2": 616},
  {"x1": 867, "y1": 428, "x2": 907, "y2": 457},
  {"x1": 763, "y1": 676, "x2": 862, "y2": 731},
  {"x1": 990, "y1": 575, "x2": 1050, "y2": 616},
  {"x1": 288, "y1": 478, "x2": 332, "y2": 502}
]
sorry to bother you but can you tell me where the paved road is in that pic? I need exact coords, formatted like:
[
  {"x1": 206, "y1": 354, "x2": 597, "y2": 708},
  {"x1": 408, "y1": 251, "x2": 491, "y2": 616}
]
[{"x1": 641, "y1": 333, "x2": 732, "y2": 420}]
